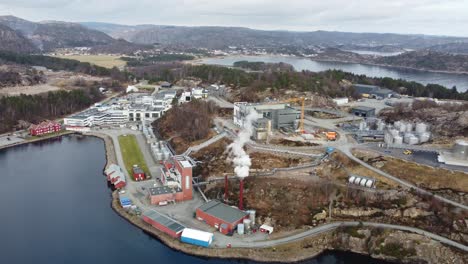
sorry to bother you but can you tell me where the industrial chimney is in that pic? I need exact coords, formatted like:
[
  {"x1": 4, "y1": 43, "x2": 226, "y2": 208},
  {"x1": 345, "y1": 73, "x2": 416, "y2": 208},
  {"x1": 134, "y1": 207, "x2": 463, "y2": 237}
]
[{"x1": 239, "y1": 179, "x2": 244, "y2": 210}]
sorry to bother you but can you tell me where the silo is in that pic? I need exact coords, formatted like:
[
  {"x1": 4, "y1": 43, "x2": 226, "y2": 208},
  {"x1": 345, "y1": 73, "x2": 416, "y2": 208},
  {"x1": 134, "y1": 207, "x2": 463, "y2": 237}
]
[
  {"x1": 365, "y1": 180, "x2": 374, "y2": 188},
  {"x1": 249, "y1": 210, "x2": 256, "y2": 227},
  {"x1": 419, "y1": 132, "x2": 431, "y2": 143},
  {"x1": 393, "y1": 135, "x2": 403, "y2": 145},
  {"x1": 377, "y1": 121, "x2": 385, "y2": 131},
  {"x1": 359, "y1": 121, "x2": 366, "y2": 131},
  {"x1": 237, "y1": 223, "x2": 244, "y2": 235},
  {"x1": 408, "y1": 136, "x2": 419, "y2": 145},
  {"x1": 384, "y1": 132, "x2": 393, "y2": 145},
  {"x1": 354, "y1": 177, "x2": 361, "y2": 185},
  {"x1": 453, "y1": 140, "x2": 468, "y2": 160},
  {"x1": 243, "y1": 219, "x2": 251, "y2": 232},
  {"x1": 390, "y1": 129, "x2": 399, "y2": 137},
  {"x1": 415, "y1": 123, "x2": 427, "y2": 134},
  {"x1": 404, "y1": 133, "x2": 413, "y2": 144},
  {"x1": 349, "y1": 176, "x2": 356, "y2": 184},
  {"x1": 406, "y1": 123, "x2": 413, "y2": 132},
  {"x1": 359, "y1": 178, "x2": 367, "y2": 187},
  {"x1": 399, "y1": 123, "x2": 407, "y2": 133},
  {"x1": 394, "y1": 121, "x2": 401, "y2": 129}
]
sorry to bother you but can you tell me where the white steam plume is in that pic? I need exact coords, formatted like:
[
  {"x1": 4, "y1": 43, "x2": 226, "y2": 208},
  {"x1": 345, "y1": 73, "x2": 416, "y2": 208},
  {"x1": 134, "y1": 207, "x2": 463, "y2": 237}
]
[{"x1": 227, "y1": 110, "x2": 262, "y2": 178}]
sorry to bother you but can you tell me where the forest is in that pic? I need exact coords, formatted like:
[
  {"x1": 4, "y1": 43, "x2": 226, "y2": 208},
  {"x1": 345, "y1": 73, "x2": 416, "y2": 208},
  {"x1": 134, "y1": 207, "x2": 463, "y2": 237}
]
[{"x1": 0, "y1": 88, "x2": 103, "y2": 133}]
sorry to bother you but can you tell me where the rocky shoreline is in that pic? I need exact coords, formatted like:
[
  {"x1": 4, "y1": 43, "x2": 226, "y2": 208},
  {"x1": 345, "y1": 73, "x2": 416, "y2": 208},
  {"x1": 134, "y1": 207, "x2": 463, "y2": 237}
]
[{"x1": 92, "y1": 132, "x2": 467, "y2": 263}]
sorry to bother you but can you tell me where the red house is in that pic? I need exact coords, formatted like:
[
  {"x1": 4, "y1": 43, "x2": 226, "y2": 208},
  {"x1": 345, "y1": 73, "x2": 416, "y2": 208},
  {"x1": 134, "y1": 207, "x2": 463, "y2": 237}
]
[
  {"x1": 142, "y1": 210, "x2": 185, "y2": 238},
  {"x1": 132, "y1": 166, "x2": 145, "y2": 181},
  {"x1": 29, "y1": 120, "x2": 61, "y2": 136},
  {"x1": 104, "y1": 164, "x2": 127, "y2": 189}
]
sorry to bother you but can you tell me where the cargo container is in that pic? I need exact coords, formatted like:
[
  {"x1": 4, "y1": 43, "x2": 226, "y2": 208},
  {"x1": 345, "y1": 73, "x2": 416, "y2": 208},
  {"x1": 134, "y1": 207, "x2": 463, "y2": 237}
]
[{"x1": 181, "y1": 228, "x2": 213, "y2": 248}]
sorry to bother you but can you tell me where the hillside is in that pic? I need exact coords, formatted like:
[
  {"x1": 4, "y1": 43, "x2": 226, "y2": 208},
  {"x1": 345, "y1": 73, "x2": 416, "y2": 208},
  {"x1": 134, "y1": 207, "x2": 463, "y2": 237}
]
[
  {"x1": 80, "y1": 22, "x2": 468, "y2": 50},
  {"x1": 375, "y1": 50, "x2": 468, "y2": 73},
  {"x1": 0, "y1": 16, "x2": 114, "y2": 51},
  {"x1": 427, "y1": 42, "x2": 468, "y2": 55},
  {"x1": 0, "y1": 24, "x2": 37, "y2": 53},
  {"x1": 89, "y1": 38, "x2": 153, "y2": 55}
]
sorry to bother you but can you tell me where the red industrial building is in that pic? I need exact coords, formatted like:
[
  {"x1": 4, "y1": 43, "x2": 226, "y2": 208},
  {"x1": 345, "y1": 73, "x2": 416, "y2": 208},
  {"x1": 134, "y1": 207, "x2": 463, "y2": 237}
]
[
  {"x1": 104, "y1": 164, "x2": 127, "y2": 189},
  {"x1": 29, "y1": 120, "x2": 61, "y2": 136},
  {"x1": 149, "y1": 155, "x2": 194, "y2": 205},
  {"x1": 196, "y1": 200, "x2": 248, "y2": 235},
  {"x1": 132, "y1": 166, "x2": 145, "y2": 181},
  {"x1": 142, "y1": 210, "x2": 185, "y2": 238}
]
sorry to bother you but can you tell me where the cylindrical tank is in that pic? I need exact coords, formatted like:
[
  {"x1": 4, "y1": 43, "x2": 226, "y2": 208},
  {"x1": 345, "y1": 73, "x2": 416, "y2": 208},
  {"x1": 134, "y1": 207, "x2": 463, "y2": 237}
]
[
  {"x1": 403, "y1": 133, "x2": 413, "y2": 144},
  {"x1": 399, "y1": 123, "x2": 406, "y2": 133},
  {"x1": 237, "y1": 223, "x2": 244, "y2": 235},
  {"x1": 415, "y1": 123, "x2": 427, "y2": 134},
  {"x1": 249, "y1": 210, "x2": 256, "y2": 227},
  {"x1": 349, "y1": 176, "x2": 356, "y2": 183},
  {"x1": 377, "y1": 121, "x2": 385, "y2": 131},
  {"x1": 419, "y1": 132, "x2": 431, "y2": 143},
  {"x1": 394, "y1": 121, "x2": 401, "y2": 129},
  {"x1": 359, "y1": 178, "x2": 367, "y2": 186},
  {"x1": 354, "y1": 177, "x2": 361, "y2": 185},
  {"x1": 384, "y1": 132, "x2": 393, "y2": 144},
  {"x1": 359, "y1": 121, "x2": 366, "y2": 131},
  {"x1": 390, "y1": 129, "x2": 399, "y2": 137},
  {"x1": 366, "y1": 180, "x2": 374, "y2": 188},
  {"x1": 393, "y1": 135, "x2": 403, "y2": 145},
  {"x1": 406, "y1": 123, "x2": 413, "y2": 132},
  {"x1": 408, "y1": 136, "x2": 419, "y2": 145},
  {"x1": 453, "y1": 140, "x2": 468, "y2": 160},
  {"x1": 243, "y1": 219, "x2": 251, "y2": 231}
]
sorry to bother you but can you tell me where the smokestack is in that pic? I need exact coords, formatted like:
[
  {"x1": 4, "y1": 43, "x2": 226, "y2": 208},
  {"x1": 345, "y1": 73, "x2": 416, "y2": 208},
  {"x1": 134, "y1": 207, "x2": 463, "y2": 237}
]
[
  {"x1": 239, "y1": 179, "x2": 244, "y2": 210},
  {"x1": 224, "y1": 174, "x2": 228, "y2": 201}
]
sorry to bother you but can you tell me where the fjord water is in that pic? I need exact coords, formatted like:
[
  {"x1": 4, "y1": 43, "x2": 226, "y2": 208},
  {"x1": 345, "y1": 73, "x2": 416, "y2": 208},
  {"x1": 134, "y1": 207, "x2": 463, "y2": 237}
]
[
  {"x1": 199, "y1": 55, "x2": 468, "y2": 92},
  {"x1": 0, "y1": 135, "x2": 392, "y2": 264}
]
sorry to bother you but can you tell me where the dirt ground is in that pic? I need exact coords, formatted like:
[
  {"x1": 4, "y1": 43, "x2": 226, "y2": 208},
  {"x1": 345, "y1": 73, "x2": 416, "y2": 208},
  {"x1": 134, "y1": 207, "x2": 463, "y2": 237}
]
[
  {"x1": 353, "y1": 149, "x2": 468, "y2": 193},
  {"x1": 191, "y1": 138, "x2": 313, "y2": 179},
  {"x1": 0, "y1": 71, "x2": 105, "y2": 96}
]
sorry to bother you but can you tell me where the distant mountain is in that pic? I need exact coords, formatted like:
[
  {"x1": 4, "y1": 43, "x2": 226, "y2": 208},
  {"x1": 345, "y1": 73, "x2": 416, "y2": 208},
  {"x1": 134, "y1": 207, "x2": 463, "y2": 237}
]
[
  {"x1": 0, "y1": 24, "x2": 37, "y2": 53},
  {"x1": 427, "y1": 42, "x2": 468, "y2": 55},
  {"x1": 374, "y1": 50, "x2": 468, "y2": 73},
  {"x1": 89, "y1": 38, "x2": 153, "y2": 55},
  {"x1": 0, "y1": 16, "x2": 114, "y2": 51},
  {"x1": 80, "y1": 22, "x2": 468, "y2": 50},
  {"x1": 80, "y1": 22, "x2": 154, "y2": 40},
  {"x1": 334, "y1": 44, "x2": 406, "y2": 53}
]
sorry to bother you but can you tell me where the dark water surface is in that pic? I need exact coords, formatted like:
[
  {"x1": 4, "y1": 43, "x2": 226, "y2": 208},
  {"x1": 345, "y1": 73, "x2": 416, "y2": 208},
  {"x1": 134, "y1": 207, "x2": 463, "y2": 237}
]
[
  {"x1": 199, "y1": 55, "x2": 468, "y2": 92},
  {"x1": 0, "y1": 135, "x2": 394, "y2": 264}
]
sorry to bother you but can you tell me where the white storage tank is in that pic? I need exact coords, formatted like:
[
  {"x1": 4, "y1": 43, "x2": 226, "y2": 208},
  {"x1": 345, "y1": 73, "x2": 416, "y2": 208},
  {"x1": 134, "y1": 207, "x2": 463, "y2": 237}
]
[
  {"x1": 406, "y1": 123, "x2": 413, "y2": 132},
  {"x1": 408, "y1": 136, "x2": 419, "y2": 145},
  {"x1": 354, "y1": 177, "x2": 361, "y2": 185},
  {"x1": 349, "y1": 176, "x2": 356, "y2": 184},
  {"x1": 419, "y1": 132, "x2": 431, "y2": 143},
  {"x1": 359, "y1": 178, "x2": 368, "y2": 186},
  {"x1": 359, "y1": 121, "x2": 366, "y2": 131},
  {"x1": 243, "y1": 219, "x2": 251, "y2": 231},
  {"x1": 248, "y1": 210, "x2": 256, "y2": 227},
  {"x1": 394, "y1": 121, "x2": 401, "y2": 129},
  {"x1": 390, "y1": 129, "x2": 399, "y2": 137},
  {"x1": 415, "y1": 123, "x2": 427, "y2": 133},
  {"x1": 237, "y1": 223, "x2": 244, "y2": 235},
  {"x1": 403, "y1": 133, "x2": 414, "y2": 144},
  {"x1": 365, "y1": 179, "x2": 374, "y2": 188},
  {"x1": 393, "y1": 136, "x2": 403, "y2": 145},
  {"x1": 181, "y1": 228, "x2": 213, "y2": 247},
  {"x1": 377, "y1": 121, "x2": 385, "y2": 131},
  {"x1": 399, "y1": 123, "x2": 407, "y2": 133}
]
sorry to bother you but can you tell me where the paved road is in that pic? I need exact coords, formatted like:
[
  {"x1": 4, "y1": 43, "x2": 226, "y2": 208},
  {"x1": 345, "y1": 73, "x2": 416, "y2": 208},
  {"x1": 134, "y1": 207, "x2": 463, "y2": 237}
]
[
  {"x1": 235, "y1": 221, "x2": 468, "y2": 251},
  {"x1": 184, "y1": 132, "x2": 227, "y2": 155}
]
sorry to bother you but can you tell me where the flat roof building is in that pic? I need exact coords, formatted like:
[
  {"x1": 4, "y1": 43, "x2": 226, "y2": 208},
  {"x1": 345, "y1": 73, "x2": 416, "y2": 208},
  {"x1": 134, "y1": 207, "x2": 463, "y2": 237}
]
[
  {"x1": 351, "y1": 106, "x2": 376, "y2": 118},
  {"x1": 142, "y1": 210, "x2": 185, "y2": 238},
  {"x1": 196, "y1": 200, "x2": 248, "y2": 235}
]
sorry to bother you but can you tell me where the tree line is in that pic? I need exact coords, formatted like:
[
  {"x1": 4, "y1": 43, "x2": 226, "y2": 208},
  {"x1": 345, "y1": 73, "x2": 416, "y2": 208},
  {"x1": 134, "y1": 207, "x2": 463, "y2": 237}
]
[{"x1": 0, "y1": 88, "x2": 103, "y2": 133}]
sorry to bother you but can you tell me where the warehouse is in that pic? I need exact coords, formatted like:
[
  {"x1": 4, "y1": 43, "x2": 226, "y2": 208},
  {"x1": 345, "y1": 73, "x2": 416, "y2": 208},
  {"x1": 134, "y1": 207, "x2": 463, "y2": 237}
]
[
  {"x1": 142, "y1": 210, "x2": 185, "y2": 238},
  {"x1": 196, "y1": 200, "x2": 249, "y2": 235},
  {"x1": 351, "y1": 106, "x2": 376, "y2": 118}
]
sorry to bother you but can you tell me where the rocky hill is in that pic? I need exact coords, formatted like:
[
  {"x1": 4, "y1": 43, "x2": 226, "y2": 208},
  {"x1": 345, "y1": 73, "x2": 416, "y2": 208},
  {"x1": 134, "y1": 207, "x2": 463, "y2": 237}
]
[
  {"x1": 0, "y1": 24, "x2": 37, "y2": 53},
  {"x1": 375, "y1": 50, "x2": 468, "y2": 73},
  {"x1": 0, "y1": 16, "x2": 114, "y2": 51},
  {"x1": 89, "y1": 38, "x2": 153, "y2": 55},
  {"x1": 427, "y1": 42, "x2": 468, "y2": 55}
]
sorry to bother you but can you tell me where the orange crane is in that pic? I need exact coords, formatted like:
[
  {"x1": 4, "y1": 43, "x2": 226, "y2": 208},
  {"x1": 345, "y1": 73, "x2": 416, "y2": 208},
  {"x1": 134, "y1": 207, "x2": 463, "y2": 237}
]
[{"x1": 282, "y1": 97, "x2": 305, "y2": 133}]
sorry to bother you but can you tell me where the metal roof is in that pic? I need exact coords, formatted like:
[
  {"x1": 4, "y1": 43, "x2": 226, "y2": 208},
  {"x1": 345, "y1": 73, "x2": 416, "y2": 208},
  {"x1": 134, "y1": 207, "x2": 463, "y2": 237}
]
[
  {"x1": 198, "y1": 200, "x2": 248, "y2": 224},
  {"x1": 143, "y1": 210, "x2": 185, "y2": 233},
  {"x1": 352, "y1": 106, "x2": 375, "y2": 112}
]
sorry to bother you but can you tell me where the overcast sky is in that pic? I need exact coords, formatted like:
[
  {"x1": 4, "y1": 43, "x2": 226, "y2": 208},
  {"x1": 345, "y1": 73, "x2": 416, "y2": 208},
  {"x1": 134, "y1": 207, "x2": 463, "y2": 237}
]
[{"x1": 1, "y1": 0, "x2": 468, "y2": 36}]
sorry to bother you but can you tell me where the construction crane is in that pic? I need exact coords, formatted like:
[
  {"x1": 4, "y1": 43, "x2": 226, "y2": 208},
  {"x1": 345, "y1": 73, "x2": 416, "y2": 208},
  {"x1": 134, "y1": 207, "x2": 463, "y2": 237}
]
[{"x1": 282, "y1": 97, "x2": 305, "y2": 133}]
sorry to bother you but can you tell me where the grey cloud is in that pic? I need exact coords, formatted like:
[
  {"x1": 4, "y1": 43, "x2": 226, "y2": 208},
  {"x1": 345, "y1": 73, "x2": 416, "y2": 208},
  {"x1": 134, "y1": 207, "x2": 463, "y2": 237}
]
[{"x1": 0, "y1": 0, "x2": 467, "y2": 36}]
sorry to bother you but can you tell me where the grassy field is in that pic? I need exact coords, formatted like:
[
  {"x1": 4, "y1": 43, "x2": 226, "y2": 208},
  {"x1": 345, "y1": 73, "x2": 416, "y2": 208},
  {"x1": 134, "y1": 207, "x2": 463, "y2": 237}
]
[
  {"x1": 118, "y1": 134, "x2": 149, "y2": 178},
  {"x1": 55, "y1": 55, "x2": 126, "y2": 68}
]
